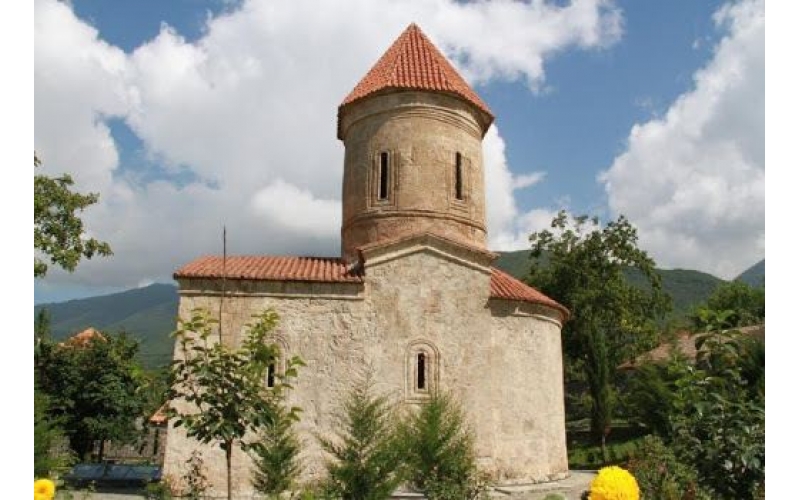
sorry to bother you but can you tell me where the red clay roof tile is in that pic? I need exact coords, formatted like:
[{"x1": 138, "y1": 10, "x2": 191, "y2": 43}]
[
  {"x1": 175, "y1": 255, "x2": 565, "y2": 319},
  {"x1": 174, "y1": 256, "x2": 363, "y2": 283},
  {"x1": 339, "y1": 24, "x2": 493, "y2": 127},
  {"x1": 489, "y1": 268, "x2": 569, "y2": 320},
  {"x1": 59, "y1": 327, "x2": 106, "y2": 348}
]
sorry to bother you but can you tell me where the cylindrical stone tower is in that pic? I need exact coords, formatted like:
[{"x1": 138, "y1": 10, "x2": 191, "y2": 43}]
[{"x1": 337, "y1": 24, "x2": 495, "y2": 261}]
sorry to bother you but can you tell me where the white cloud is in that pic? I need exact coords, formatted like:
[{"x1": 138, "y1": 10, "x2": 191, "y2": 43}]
[
  {"x1": 34, "y1": 0, "x2": 622, "y2": 294},
  {"x1": 484, "y1": 127, "x2": 559, "y2": 250},
  {"x1": 251, "y1": 180, "x2": 340, "y2": 238},
  {"x1": 34, "y1": 0, "x2": 131, "y2": 191},
  {"x1": 512, "y1": 172, "x2": 547, "y2": 191},
  {"x1": 600, "y1": 0, "x2": 764, "y2": 279}
]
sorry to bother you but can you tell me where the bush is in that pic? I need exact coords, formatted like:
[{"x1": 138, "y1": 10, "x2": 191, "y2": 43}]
[
  {"x1": 669, "y1": 333, "x2": 765, "y2": 499},
  {"x1": 400, "y1": 392, "x2": 487, "y2": 500},
  {"x1": 318, "y1": 374, "x2": 406, "y2": 500},
  {"x1": 626, "y1": 435, "x2": 711, "y2": 500},
  {"x1": 623, "y1": 356, "x2": 684, "y2": 436},
  {"x1": 144, "y1": 480, "x2": 174, "y2": 500}
]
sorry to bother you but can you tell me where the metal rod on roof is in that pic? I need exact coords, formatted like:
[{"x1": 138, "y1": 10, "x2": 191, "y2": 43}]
[{"x1": 218, "y1": 225, "x2": 227, "y2": 343}]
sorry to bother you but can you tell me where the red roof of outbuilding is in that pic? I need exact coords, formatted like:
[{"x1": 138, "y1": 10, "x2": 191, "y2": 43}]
[
  {"x1": 339, "y1": 24, "x2": 493, "y2": 130},
  {"x1": 174, "y1": 256, "x2": 363, "y2": 283}
]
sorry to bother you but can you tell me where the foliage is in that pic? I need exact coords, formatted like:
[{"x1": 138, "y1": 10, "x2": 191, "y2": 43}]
[
  {"x1": 36, "y1": 331, "x2": 146, "y2": 461},
  {"x1": 139, "y1": 367, "x2": 171, "y2": 419},
  {"x1": 181, "y1": 451, "x2": 210, "y2": 500},
  {"x1": 251, "y1": 403, "x2": 303, "y2": 497},
  {"x1": 690, "y1": 280, "x2": 765, "y2": 330},
  {"x1": 623, "y1": 355, "x2": 686, "y2": 436},
  {"x1": 626, "y1": 435, "x2": 712, "y2": 500},
  {"x1": 168, "y1": 308, "x2": 302, "y2": 500},
  {"x1": 624, "y1": 330, "x2": 764, "y2": 498},
  {"x1": 528, "y1": 211, "x2": 670, "y2": 455},
  {"x1": 34, "y1": 153, "x2": 112, "y2": 278},
  {"x1": 145, "y1": 480, "x2": 174, "y2": 500},
  {"x1": 34, "y1": 388, "x2": 74, "y2": 478},
  {"x1": 400, "y1": 392, "x2": 487, "y2": 500},
  {"x1": 668, "y1": 331, "x2": 764, "y2": 498},
  {"x1": 34, "y1": 478, "x2": 56, "y2": 500},
  {"x1": 587, "y1": 466, "x2": 640, "y2": 500},
  {"x1": 318, "y1": 373, "x2": 406, "y2": 500}
]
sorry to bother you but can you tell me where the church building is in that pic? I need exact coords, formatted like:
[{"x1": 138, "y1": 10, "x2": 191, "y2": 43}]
[{"x1": 163, "y1": 24, "x2": 569, "y2": 497}]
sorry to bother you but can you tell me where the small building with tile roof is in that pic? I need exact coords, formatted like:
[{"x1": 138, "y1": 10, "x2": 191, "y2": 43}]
[
  {"x1": 59, "y1": 327, "x2": 106, "y2": 348},
  {"x1": 163, "y1": 24, "x2": 569, "y2": 496}
]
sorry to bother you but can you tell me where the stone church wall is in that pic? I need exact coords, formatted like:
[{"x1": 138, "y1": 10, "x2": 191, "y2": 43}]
[
  {"x1": 163, "y1": 248, "x2": 567, "y2": 498},
  {"x1": 488, "y1": 300, "x2": 569, "y2": 483}
]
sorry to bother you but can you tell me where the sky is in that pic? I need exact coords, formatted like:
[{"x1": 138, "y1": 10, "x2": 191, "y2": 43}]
[{"x1": 33, "y1": 0, "x2": 765, "y2": 304}]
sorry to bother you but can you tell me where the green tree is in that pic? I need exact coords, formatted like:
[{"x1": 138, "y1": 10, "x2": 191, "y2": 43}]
[
  {"x1": 690, "y1": 280, "x2": 765, "y2": 330},
  {"x1": 168, "y1": 308, "x2": 302, "y2": 500},
  {"x1": 318, "y1": 373, "x2": 406, "y2": 500},
  {"x1": 34, "y1": 388, "x2": 74, "y2": 478},
  {"x1": 400, "y1": 392, "x2": 487, "y2": 500},
  {"x1": 34, "y1": 153, "x2": 112, "y2": 277},
  {"x1": 527, "y1": 211, "x2": 670, "y2": 458},
  {"x1": 250, "y1": 403, "x2": 303, "y2": 498},
  {"x1": 36, "y1": 331, "x2": 147, "y2": 461}
]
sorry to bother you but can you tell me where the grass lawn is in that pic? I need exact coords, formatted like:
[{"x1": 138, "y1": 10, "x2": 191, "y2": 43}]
[{"x1": 566, "y1": 419, "x2": 649, "y2": 470}]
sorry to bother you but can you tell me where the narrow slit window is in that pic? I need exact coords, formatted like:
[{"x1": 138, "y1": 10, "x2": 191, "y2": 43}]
[
  {"x1": 455, "y1": 153, "x2": 463, "y2": 200},
  {"x1": 379, "y1": 152, "x2": 389, "y2": 200},
  {"x1": 417, "y1": 353, "x2": 427, "y2": 390},
  {"x1": 267, "y1": 363, "x2": 276, "y2": 388}
]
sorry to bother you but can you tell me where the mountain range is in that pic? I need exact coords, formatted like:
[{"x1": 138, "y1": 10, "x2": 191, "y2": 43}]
[{"x1": 34, "y1": 254, "x2": 764, "y2": 369}]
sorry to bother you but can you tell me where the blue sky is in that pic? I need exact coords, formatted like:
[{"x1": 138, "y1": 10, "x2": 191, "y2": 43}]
[{"x1": 33, "y1": 0, "x2": 765, "y2": 304}]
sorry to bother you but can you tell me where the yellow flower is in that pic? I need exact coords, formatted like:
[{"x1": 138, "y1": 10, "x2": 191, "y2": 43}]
[
  {"x1": 589, "y1": 466, "x2": 640, "y2": 500},
  {"x1": 34, "y1": 478, "x2": 56, "y2": 500}
]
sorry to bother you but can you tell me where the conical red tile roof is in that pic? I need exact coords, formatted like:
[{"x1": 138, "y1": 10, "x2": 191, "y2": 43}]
[{"x1": 338, "y1": 24, "x2": 493, "y2": 134}]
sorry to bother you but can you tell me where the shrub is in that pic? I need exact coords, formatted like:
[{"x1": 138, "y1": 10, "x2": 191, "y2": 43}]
[
  {"x1": 145, "y1": 480, "x2": 174, "y2": 500},
  {"x1": 626, "y1": 435, "x2": 711, "y2": 500},
  {"x1": 400, "y1": 392, "x2": 487, "y2": 500},
  {"x1": 318, "y1": 374, "x2": 406, "y2": 500},
  {"x1": 669, "y1": 332, "x2": 765, "y2": 499}
]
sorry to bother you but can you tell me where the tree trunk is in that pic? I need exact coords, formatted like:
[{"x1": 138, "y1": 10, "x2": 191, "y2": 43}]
[
  {"x1": 225, "y1": 440, "x2": 233, "y2": 500},
  {"x1": 600, "y1": 434, "x2": 608, "y2": 463}
]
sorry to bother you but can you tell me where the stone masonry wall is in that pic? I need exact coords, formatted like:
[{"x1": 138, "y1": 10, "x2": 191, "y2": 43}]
[
  {"x1": 488, "y1": 300, "x2": 569, "y2": 483},
  {"x1": 339, "y1": 91, "x2": 488, "y2": 260}
]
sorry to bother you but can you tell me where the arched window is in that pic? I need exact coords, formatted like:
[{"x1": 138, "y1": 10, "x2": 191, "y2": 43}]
[
  {"x1": 406, "y1": 340, "x2": 439, "y2": 401},
  {"x1": 263, "y1": 335, "x2": 289, "y2": 389}
]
